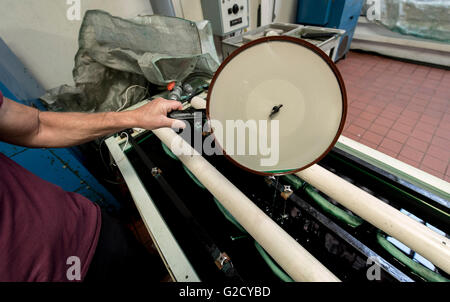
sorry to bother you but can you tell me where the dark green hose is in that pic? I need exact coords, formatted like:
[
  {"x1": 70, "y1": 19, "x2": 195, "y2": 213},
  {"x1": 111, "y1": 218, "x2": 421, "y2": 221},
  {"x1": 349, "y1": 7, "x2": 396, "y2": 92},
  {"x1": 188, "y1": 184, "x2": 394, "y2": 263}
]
[
  {"x1": 212, "y1": 195, "x2": 295, "y2": 283},
  {"x1": 182, "y1": 164, "x2": 206, "y2": 190},
  {"x1": 282, "y1": 174, "x2": 304, "y2": 190},
  {"x1": 161, "y1": 141, "x2": 179, "y2": 161},
  {"x1": 376, "y1": 232, "x2": 449, "y2": 282},
  {"x1": 212, "y1": 199, "x2": 295, "y2": 283},
  {"x1": 304, "y1": 184, "x2": 364, "y2": 228},
  {"x1": 283, "y1": 174, "x2": 363, "y2": 227},
  {"x1": 329, "y1": 153, "x2": 450, "y2": 222},
  {"x1": 254, "y1": 241, "x2": 294, "y2": 282}
]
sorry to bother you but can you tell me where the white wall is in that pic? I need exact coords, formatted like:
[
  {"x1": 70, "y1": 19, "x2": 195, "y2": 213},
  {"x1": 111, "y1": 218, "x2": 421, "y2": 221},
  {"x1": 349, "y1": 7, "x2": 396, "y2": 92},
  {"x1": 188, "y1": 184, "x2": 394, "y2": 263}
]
[
  {"x1": 274, "y1": 0, "x2": 298, "y2": 24},
  {"x1": 260, "y1": 0, "x2": 299, "y2": 25},
  {"x1": 0, "y1": 0, "x2": 153, "y2": 90},
  {"x1": 248, "y1": 0, "x2": 262, "y2": 30},
  {"x1": 179, "y1": 0, "x2": 204, "y2": 21},
  {"x1": 0, "y1": 0, "x2": 297, "y2": 90}
]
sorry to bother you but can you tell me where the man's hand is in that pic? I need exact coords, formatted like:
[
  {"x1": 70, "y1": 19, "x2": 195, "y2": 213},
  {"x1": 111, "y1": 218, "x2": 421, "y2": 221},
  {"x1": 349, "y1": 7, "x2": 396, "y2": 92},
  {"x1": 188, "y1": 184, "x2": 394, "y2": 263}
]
[
  {"x1": 132, "y1": 98, "x2": 186, "y2": 130},
  {"x1": 0, "y1": 96, "x2": 186, "y2": 148}
]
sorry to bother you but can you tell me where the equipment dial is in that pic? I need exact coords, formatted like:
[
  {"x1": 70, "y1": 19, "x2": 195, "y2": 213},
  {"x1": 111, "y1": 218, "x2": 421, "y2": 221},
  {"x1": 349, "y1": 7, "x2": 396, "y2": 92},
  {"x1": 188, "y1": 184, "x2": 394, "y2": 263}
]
[{"x1": 232, "y1": 4, "x2": 239, "y2": 14}]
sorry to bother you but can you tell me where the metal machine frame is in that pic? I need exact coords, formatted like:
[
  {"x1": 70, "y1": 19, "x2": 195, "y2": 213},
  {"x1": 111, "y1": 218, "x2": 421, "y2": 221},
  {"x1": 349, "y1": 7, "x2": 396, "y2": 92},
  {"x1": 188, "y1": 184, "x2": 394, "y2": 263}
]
[
  {"x1": 106, "y1": 129, "x2": 449, "y2": 281},
  {"x1": 106, "y1": 136, "x2": 200, "y2": 282}
]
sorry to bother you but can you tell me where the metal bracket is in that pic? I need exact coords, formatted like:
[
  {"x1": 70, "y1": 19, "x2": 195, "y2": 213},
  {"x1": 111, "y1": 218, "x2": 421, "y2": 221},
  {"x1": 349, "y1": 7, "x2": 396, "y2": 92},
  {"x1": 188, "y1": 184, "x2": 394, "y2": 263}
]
[
  {"x1": 215, "y1": 252, "x2": 232, "y2": 270},
  {"x1": 281, "y1": 185, "x2": 293, "y2": 200},
  {"x1": 151, "y1": 167, "x2": 162, "y2": 176}
]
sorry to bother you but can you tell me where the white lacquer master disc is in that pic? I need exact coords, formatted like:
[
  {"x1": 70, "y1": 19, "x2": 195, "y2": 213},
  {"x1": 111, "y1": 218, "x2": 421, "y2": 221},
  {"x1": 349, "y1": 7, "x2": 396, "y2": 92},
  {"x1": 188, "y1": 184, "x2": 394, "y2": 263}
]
[{"x1": 207, "y1": 36, "x2": 347, "y2": 175}]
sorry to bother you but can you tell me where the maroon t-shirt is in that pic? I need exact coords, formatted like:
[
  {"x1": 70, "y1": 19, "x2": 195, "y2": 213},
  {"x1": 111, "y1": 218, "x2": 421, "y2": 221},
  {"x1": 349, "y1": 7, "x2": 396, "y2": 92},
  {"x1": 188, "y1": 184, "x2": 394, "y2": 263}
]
[{"x1": 0, "y1": 92, "x2": 101, "y2": 281}]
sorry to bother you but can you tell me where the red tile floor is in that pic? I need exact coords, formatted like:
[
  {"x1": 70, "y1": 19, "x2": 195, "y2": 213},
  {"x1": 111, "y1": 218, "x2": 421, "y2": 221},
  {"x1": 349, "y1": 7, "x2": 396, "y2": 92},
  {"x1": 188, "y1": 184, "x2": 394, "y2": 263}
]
[{"x1": 336, "y1": 51, "x2": 450, "y2": 182}]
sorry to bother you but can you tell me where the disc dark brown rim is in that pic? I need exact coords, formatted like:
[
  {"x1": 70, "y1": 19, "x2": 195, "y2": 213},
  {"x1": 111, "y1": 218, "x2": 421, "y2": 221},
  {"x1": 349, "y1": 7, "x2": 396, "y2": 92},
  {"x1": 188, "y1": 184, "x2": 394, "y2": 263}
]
[{"x1": 206, "y1": 35, "x2": 348, "y2": 176}]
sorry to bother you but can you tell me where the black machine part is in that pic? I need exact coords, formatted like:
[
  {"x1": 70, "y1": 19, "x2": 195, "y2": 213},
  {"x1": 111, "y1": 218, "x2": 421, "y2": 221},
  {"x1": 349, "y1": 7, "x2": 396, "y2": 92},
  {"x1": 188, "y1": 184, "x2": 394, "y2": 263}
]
[
  {"x1": 265, "y1": 177, "x2": 413, "y2": 282},
  {"x1": 124, "y1": 130, "x2": 242, "y2": 282},
  {"x1": 119, "y1": 121, "x2": 449, "y2": 282}
]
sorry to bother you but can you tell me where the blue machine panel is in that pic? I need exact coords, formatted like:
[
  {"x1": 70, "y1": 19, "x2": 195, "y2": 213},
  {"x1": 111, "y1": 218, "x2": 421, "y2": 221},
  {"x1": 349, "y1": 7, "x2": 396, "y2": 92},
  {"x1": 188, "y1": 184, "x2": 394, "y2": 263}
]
[
  {"x1": 11, "y1": 148, "x2": 83, "y2": 192},
  {"x1": 296, "y1": 0, "x2": 365, "y2": 60},
  {"x1": 0, "y1": 141, "x2": 27, "y2": 158},
  {"x1": 296, "y1": 0, "x2": 332, "y2": 26}
]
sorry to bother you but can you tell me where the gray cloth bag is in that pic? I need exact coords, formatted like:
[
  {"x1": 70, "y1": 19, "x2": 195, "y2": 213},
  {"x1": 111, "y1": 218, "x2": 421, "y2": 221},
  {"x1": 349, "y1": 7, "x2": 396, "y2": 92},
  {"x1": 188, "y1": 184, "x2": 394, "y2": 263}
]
[{"x1": 41, "y1": 10, "x2": 220, "y2": 112}]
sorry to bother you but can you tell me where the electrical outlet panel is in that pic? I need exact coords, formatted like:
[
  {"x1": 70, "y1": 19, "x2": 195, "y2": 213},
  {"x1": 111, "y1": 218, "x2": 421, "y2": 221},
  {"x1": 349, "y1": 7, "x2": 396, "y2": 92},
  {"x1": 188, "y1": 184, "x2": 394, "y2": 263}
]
[{"x1": 201, "y1": 0, "x2": 249, "y2": 36}]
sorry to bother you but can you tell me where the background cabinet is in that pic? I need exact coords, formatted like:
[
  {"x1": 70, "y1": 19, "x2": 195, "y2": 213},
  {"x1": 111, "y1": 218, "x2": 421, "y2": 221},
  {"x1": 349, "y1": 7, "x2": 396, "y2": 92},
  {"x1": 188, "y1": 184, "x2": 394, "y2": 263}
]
[{"x1": 296, "y1": 0, "x2": 365, "y2": 60}]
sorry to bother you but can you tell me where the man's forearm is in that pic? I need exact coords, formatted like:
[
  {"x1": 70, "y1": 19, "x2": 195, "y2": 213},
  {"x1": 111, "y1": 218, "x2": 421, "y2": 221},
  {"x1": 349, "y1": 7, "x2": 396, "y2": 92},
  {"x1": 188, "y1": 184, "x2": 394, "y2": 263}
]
[
  {"x1": 0, "y1": 97, "x2": 183, "y2": 148},
  {"x1": 31, "y1": 110, "x2": 139, "y2": 148}
]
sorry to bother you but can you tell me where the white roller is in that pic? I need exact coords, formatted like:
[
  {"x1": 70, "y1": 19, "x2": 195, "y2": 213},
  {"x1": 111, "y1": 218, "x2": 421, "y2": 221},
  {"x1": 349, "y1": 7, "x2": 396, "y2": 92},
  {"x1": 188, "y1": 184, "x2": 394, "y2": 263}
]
[
  {"x1": 265, "y1": 30, "x2": 281, "y2": 37},
  {"x1": 296, "y1": 164, "x2": 450, "y2": 274},
  {"x1": 152, "y1": 127, "x2": 340, "y2": 282},
  {"x1": 190, "y1": 96, "x2": 207, "y2": 110}
]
